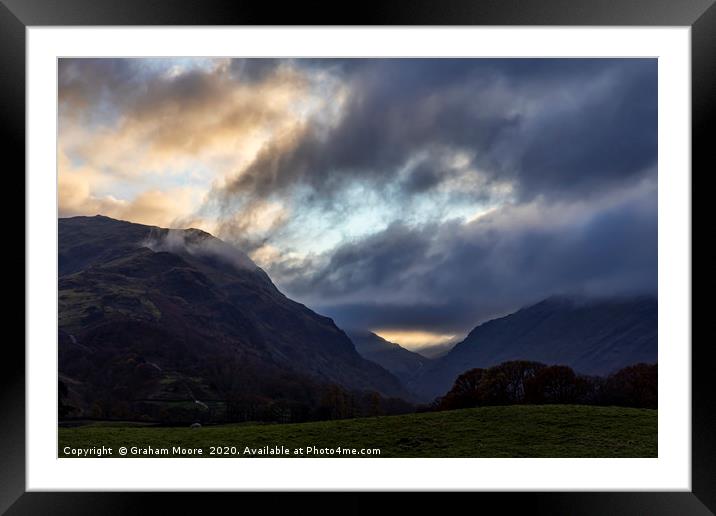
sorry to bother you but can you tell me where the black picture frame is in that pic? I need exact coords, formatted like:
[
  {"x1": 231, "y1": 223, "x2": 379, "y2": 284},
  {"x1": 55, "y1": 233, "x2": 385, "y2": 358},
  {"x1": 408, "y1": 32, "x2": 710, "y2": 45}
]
[{"x1": 2, "y1": 0, "x2": 711, "y2": 514}]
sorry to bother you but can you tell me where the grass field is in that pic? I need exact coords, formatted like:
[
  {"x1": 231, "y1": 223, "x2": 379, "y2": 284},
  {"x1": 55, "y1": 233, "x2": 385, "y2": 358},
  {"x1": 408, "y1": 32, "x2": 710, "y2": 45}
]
[{"x1": 59, "y1": 404, "x2": 657, "y2": 458}]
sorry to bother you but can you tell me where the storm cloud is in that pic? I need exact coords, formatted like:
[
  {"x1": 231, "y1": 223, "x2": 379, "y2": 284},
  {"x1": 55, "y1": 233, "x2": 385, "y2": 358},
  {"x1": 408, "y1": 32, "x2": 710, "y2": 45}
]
[
  {"x1": 269, "y1": 178, "x2": 657, "y2": 334},
  {"x1": 217, "y1": 58, "x2": 656, "y2": 205},
  {"x1": 59, "y1": 58, "x2": 658, "y2": 346}
]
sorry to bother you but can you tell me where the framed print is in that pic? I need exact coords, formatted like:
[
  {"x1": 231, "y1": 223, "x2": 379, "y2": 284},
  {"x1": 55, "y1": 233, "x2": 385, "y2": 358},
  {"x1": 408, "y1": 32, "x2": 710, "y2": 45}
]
[{"x1": 3, "y1": 0, "x2": 713, "y2": 513}]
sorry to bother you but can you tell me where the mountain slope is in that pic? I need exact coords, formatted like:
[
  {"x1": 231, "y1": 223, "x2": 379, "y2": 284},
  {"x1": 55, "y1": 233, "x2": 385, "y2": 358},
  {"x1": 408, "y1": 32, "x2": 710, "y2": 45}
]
[
  {"x1": 410, "y1": 296, "x2": 657, "y2": 401},
  {"x1": 348, "y1": 330, "x2": 431, "y2": 383},
  {"x1": 58, "y1": 215, "x2": 408, "y2": 421},
  {"x1": 414, "y1": 342, "x2": 456, "y2": 359}
]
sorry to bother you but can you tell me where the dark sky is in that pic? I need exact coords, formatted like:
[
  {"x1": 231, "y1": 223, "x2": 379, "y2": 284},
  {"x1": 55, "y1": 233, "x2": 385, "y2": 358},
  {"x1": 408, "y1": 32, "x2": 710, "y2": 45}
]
[{"x1": 59, "y1": 58, "x2": 658, "y2": 348}]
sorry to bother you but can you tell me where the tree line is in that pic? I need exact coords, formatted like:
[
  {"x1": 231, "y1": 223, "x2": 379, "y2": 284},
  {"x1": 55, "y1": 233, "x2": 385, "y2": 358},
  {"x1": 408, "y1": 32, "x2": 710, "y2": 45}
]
[
  {"x1": 59, "y1": 330, "x2": 656, "y2": 425},
  {"x1": 426, "y1": 360, "x2": 657, "y2": 412},
  {"x1": 58, "y1": 351, "x2": 414, "y2": 425}
]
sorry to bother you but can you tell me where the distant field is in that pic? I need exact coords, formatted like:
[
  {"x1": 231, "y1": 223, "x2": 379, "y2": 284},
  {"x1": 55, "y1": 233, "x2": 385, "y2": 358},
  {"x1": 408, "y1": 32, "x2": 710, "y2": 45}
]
[{"x1": 59, "y1": 405, "x2": 657, "y2": 458}]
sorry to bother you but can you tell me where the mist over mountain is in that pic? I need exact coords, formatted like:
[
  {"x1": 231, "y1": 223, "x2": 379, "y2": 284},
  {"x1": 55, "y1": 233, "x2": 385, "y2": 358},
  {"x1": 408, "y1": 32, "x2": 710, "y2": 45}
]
[
  {"x1": 58, "y1": 215, "x2": 409, "y2": 422},
  {"x1": 409, "y1": 296, "x2": 657, "y2": 401},
  {"x1": 58, "y1": 215, "x2": 658, "y2": 421}
]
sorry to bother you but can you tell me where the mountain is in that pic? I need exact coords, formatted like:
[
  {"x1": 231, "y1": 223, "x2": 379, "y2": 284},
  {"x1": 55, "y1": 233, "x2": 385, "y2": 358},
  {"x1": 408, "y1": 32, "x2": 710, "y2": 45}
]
[
  {"x1": 414, "y1": 342, "x2": 456, "y2": 359},
  {"x1": 58, "y1": 215, "x2": 408, "y2": 422},
  {"x1": 409, "y1": 296, "x2": 657, "y2": 401},
  {"x1": 347, "y1": 330, "x2": 431, "y2": 384}
]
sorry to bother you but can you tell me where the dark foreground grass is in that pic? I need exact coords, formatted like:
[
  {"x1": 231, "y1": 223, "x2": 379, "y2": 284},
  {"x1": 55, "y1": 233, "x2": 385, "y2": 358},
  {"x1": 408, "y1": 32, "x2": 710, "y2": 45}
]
[{"x1": 59, "y1": 404, "x2": 657, "y2": 458}]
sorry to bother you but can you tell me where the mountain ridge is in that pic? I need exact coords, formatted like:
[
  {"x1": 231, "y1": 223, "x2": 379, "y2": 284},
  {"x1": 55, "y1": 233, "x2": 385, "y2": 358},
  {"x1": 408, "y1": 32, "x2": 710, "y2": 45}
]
[
  {"x1": 347, "y1": 330, "x2": 431, "y2": 386},
  {"x1": 409, "y1": 295, "x2": 657, "y2": 401},
  {"x1": 58, "y1": 215, "x2": 410, "y2": 422}
]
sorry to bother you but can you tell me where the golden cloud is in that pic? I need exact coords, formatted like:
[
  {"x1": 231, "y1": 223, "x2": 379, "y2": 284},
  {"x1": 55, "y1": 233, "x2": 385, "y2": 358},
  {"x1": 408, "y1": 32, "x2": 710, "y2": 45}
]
[{"x1": 58, "y1": 59, "x2": 346, "y2": 229}]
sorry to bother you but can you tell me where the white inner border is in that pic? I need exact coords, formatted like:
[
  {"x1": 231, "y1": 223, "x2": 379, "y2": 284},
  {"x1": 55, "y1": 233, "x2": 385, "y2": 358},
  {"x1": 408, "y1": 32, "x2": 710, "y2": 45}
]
[{"x1": 27, "y1": 27, "x2": 691, "y2": 491}]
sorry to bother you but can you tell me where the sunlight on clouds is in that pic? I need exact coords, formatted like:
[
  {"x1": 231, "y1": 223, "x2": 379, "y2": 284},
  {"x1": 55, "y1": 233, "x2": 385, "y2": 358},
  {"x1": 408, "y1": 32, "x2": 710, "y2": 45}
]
[
  {"x1": 59, "y1": 182, "x2": 204, "y2": 229},
  {"x1": 60, "y1": 69, "x2": 318, "y2": 179},
  {"x1": 249, "y1": 244, "x2": 283, "y2": 265},
  {"x1": 215, "y1": 200, "x2": 289, "y2": 246},
  {"x1": 58, "y1": 58, "x2": 345, "y2": 230},
  {"x1": 57, "y1": 58, "x2": 658, "y2": 337}
]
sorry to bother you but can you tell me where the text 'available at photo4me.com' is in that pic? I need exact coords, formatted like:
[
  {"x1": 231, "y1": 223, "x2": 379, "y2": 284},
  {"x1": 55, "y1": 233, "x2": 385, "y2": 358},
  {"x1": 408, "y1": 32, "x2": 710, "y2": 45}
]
[{"x1": 61, "y1": 444, "x2": 382, "y2": 457}]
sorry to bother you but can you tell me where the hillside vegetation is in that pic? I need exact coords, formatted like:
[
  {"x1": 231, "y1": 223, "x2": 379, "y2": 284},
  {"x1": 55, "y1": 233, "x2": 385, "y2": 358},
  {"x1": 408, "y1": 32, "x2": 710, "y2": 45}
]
[{"x1": 59, "y1": 216, "x2": 408, "y2": 425}]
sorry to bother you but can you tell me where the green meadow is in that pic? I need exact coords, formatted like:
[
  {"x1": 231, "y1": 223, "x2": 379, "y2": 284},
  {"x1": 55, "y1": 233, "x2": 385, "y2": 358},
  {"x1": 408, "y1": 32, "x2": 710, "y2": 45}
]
[{"x1": 59, "y1": 404, "x2": 657, "y2": 458}]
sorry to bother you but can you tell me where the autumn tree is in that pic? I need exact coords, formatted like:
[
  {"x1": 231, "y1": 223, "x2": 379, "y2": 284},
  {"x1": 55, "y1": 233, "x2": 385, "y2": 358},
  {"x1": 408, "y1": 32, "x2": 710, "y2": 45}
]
[
  {"x1": 477, "y1": 360, "x2": 546, "y2": 405},
  {"x1": 603, "y1": 363, "x2": 657, "y2": 408},
  {"x1": 436, "y1": 368, "x2": 485, "y2": 410},
  {"x1": 524, "y1": 365, "x2": 578, "y2": 404}
]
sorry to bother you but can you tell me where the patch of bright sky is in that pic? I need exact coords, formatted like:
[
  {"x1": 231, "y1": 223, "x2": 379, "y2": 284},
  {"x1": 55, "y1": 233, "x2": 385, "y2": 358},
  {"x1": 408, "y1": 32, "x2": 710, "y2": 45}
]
[
  {"x1": 374, "y1": 329, "x2": 459, "y2": 350},
  {"x1": 266, "y1": 168, "x2": 513, "y2": 260},
  {"x1": 304, "y1": 69, "x2": 348, "y2": 129},
  {"x1": 66, "y1": 152, "x2": 86, "y2": 169},
  {"x1": 90, "y1": 161, "x2": 215, "y2": 202},
  {"x1": 137, "y1": 57, "x2": 219, "y2": 77}
]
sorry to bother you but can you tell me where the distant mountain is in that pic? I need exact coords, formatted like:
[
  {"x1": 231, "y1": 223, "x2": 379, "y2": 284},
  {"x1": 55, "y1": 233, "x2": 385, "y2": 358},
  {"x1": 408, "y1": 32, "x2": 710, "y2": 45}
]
[
  {"x1": 58, "y1": 216, "x2": 408, "y2": 422},
  {"x1": 348, "y1": 330, "x2": 431, "y2": 384},
  {"x1": 414, "y1": 342, "x2": 456, "y2": 359},
  {"x1": 409, "y1": 296, "x2": 657, "y2": 401}
]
